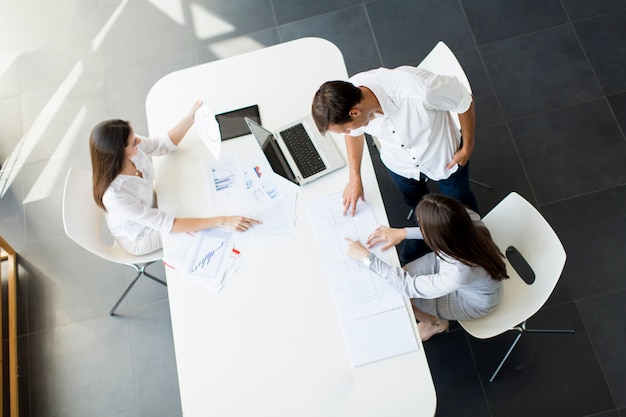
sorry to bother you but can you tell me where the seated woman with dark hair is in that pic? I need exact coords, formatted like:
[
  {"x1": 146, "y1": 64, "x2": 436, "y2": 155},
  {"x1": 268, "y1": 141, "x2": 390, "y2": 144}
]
[
  {"x1": 89, "y1": 101, "x2": 260, "y2": 256},
  {"x1": 345, "y1": 194, "x2": 508, "y2": 341}
]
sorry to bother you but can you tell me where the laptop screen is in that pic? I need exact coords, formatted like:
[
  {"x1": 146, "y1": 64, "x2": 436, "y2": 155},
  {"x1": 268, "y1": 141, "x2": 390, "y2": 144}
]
[{"x1": 245, "y1": 118, "x2": 298, "y2": 184}]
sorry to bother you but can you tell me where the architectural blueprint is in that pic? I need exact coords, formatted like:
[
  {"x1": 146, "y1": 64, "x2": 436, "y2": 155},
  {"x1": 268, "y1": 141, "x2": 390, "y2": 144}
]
[{"x1": 308, "y1": 193, "x2": 419, "y2": 366}]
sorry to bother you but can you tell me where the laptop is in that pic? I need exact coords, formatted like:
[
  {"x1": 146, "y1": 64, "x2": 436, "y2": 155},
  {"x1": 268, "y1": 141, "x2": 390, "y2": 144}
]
[{"x1": 245, "y1": 116, "x2": 344, "y2": 185}]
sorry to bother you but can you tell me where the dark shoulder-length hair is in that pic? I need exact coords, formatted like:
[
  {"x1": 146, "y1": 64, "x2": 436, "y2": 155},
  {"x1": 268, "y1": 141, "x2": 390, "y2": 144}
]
[
  {"x1": 89, "y1": 119, "x2": 131, "y2": 210},
  {"x1": 311, "y1": 80, "x2": 362, "y2": 134},
  {"x1": 416, "y1": 194, "x2": 508, "y2": 280}
]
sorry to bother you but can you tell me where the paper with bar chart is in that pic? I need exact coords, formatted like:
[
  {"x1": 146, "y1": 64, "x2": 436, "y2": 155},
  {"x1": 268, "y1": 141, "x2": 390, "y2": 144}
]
[{"x1": 308, "y1": 193, "x2": 419, "y2": 367}]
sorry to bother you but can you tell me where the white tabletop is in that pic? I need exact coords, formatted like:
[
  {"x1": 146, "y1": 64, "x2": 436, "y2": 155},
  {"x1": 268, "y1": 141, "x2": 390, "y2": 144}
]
[{"x1": 147, "y1": 37, "x2": 436, "y2": 417}]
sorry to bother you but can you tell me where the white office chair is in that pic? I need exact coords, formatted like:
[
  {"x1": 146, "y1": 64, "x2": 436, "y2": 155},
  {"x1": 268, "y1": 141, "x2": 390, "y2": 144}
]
[
  {"x1": 417, "y1": 42, "x2": 491, "y2": 186},
  {"x1": 458, "y1": 192, "x2": 574, "y2": 382},
  {"x1": 418, "y1": 41, "x2": 471, "y2": 126},
  {"x1": 404, "y1": 41, "x2": 491, "y2": 221},
  {"x1": 62, "y1": 167, "x2": 166, "y2": 316}
]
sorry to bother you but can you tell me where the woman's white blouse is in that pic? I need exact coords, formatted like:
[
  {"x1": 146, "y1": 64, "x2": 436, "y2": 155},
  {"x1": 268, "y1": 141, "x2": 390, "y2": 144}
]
[{"x1": 102, "y1": 134, "x2": 177, "y2": 243}]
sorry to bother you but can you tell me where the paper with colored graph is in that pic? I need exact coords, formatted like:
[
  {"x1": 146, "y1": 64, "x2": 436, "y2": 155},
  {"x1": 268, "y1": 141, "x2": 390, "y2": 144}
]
[
  {"x1": 201, "y1": 155, "x2": 298, "y2": 239},
  {"x1": 162, "y1": 228, "x2": 240, "y2": 293}
]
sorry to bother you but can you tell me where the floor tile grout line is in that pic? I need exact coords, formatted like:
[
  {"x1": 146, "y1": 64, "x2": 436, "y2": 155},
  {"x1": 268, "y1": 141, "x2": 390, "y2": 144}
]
[
  {"x1": 567, "y1": 13, "x2": 611, "y2": 108},
  {"x1": 268, "y1": 0, "x2": 280, "y2": 28},
  {"x1": 456, "y1": 0, "x2": 543, "y2": 210},
  {"x1": 495, "y1": 94, "x2": 616, "y2": 126},
  {"x1": 126, "y1": 299, "x2": 143, "y2": 415},
  {"x1": 604, "y1": 95, "x2": 626, "y2": 143},
  {"x1": 570, "y1": 287, "x2": 626, "y2": 306},
  {"x1": 362, "y1": 3, "x2": 384, "y2": 69},
  {"x1": 464, "y1": 22, "x2": 571, "y2": 52},
  {"x1": 456, "y1": 0, "x2": 508, "y2": 125},
  {"x1": 564, "y1": 5, "x2": 626, "y2": 25},
  {"x1": 574, "y1": 298, "x2": 621, "y2": 412},
  {"x1": 273, "y1": 3, "x2": 378, "y2": 39},
  {"x1": 582, "y1": 410, "x2": 622, "y2": 417},
  {"x1": 503, "y1": 120, "x2": 542, "y2": 207},
  {"x1": 538, "y1": 182, "x2": 626, "y2": 208},
  {"x1": 463, "y1": 330, "x2": 495, "y2": 417}
]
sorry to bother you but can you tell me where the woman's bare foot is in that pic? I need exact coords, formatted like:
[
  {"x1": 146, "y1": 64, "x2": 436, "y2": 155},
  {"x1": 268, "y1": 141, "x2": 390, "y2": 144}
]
[{"x1": 417, "y1": 319, "x2": 449, "y2": 342}]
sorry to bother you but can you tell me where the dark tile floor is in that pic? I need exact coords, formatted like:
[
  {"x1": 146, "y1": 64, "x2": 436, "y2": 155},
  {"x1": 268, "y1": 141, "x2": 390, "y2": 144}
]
[{"x1": 1, "y1": 1, "x2": 625, "y2": 416}]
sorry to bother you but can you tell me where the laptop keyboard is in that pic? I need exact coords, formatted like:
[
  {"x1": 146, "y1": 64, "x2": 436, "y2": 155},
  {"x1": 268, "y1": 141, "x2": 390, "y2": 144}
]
[{"x1": 280, "y1": 123, "x2": 326, "y2": 178}]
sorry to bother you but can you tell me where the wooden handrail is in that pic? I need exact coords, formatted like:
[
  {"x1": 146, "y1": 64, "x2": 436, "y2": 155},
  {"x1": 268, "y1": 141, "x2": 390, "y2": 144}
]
[{"x1": 0, "y1": 235, "x2": 18, "y2": 417}]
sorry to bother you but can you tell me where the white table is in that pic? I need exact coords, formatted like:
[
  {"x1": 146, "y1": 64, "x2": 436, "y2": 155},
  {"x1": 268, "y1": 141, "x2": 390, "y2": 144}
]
[{"x1": 147, "y1": 37, "x2": 436, "y2": 417}]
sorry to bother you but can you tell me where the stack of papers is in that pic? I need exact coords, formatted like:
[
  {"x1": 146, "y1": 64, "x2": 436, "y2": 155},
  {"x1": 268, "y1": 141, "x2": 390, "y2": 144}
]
[
  {"x1": 163, "y1": 229, "x2": 241, "y2": 293},
  {"x1": 202, "y1": 154, "x2": 299, "y2": 240},
  {"x1": 162, "y1": 153, "x2": 299, "y2": 293}
]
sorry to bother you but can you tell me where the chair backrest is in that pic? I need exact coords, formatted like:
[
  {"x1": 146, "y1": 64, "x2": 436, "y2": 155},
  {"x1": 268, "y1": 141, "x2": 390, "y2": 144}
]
[
  {"x1": 458, "y1": 192, "x2": 566, "y2": 338},
  {"x1": 62, "y1": 167, "x2": 162, "y2": 265},
  {"x1": 417, "y1": 41, "x2": 472, "y2": 131}
]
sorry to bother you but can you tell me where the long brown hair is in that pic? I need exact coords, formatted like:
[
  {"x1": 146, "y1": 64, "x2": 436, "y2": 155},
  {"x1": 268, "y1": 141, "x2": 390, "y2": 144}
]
[
  {"x1": 89, "y1": 119, "x2": 131, "y2": 210},
  {"x1": 416, "y1": 194, "x2": 508, "y2": 280}
]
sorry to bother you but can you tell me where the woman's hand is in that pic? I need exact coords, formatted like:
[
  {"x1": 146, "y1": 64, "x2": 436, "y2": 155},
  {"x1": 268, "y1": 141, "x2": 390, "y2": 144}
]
[
  {"x1": 222, "y1": 216, "x2": 262, "y2": 232},
  {"x1": 189, "y1": 100, "x2": 203, "y2": 120},
  {"x1": 344, "y1": 238, "x2": 371, "y2": 260},
  {"x1": 366, "y1": 226, "x2": 406, "y2": 250},
  {"x1": 168, "y1": 100, "x2": 206, "y2": 145}
]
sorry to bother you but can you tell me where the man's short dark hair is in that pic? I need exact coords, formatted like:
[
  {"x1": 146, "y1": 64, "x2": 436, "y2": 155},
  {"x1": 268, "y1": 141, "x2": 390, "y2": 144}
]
[{"x1": 311, "y1": 81, "x2": 362, "y2": 134}]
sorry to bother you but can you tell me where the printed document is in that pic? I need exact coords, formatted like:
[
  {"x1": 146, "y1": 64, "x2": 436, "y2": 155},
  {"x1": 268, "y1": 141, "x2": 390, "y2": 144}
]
[
  {"x1": 308, "y1": 193, "x2": 419, "y2": 366},
  {"x1": 162, "y1": 229, "x2": 240, "y2": 293},
  {"x1": 201, "y1": 155, "x2": 298, "y2": 239},
  {"x1": 194, "y1": 101, "x2": 222, "y2": 159}
]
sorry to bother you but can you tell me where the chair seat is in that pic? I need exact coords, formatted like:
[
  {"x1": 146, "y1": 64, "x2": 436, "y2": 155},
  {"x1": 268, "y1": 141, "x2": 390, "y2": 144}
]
[
  {"x1": 456, "y1": 192, "x2": 572, "y2": 382},
  {"x1": 459, "y1": 192, "x2": 566, "y2": 339},
  {"x1": 97, "y1": 241, "x2": 163, "y2": 266},
  {"x1": 460, "y1": 274, "x2": 543, "y2": 338},
  {"x1": 62, "y1": 167, "x2": 166, "y2": 315}
]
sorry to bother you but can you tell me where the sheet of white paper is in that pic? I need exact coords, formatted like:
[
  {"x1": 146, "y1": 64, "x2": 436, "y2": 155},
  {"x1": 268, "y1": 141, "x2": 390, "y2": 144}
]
[
  {"x1": 202, "y1": 155, "x2": 246, "y2": 205},
  {"x1": 162, "y1": 231, "x2": 195, "y2": 271},
  {"x1": 200, "y1": 155, "x2": 299, "y2": 240},
  {"x1": 186, "y1": 247, "x2": 241, "y2": 293},
  {"x1": 194, "y1": 101, "x2": 222, "y2": 159},
  {"x1": 163, "y1": 229, "x2": 243, "y2": 293},
  {"x1": 242, "y1": 157, "x2": 283, "y2": 209},
  {"x1": 186, "y1": 228, "x2": 234, "y2": 281},
  {"x1": 308, "y1": 192, "x2": 419, "y2": 367},
  {"x1": 248, "y1": 198, "x2": 295, "y2": 238},
  {"x1": 342, "y1": 307, "x2": 420, "y2": 367}
]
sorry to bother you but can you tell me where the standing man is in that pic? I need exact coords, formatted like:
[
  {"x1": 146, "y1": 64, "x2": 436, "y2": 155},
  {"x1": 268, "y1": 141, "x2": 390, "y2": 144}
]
[{"x1": 311, "y1": 65, "x2": 478, "y2": 263}]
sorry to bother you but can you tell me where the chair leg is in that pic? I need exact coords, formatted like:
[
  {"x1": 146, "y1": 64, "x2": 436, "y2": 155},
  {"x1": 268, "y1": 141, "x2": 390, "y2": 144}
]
[
  {"x1": 489, "y1": 328, "x2": 524, "y2": 383},
  {"x1": 110, "y1": 269, "x2": 142, "y2": 316},
  {"x1": 524, "y1": 328, "x2": 576, "y2": 334},
  {"x1": 488, "y1": 322, "x2": 575, "y2": 382},
  {"x1": 109, "y1": 262, "x2": 167, "y2": 316},
  {"x1": 140, "y1": 262, "x2": 167, "y2": 286}
]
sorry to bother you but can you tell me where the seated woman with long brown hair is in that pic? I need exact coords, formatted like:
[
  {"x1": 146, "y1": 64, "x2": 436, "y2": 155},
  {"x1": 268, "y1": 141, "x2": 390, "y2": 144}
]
[
  {"x1": 345, "y1": 194, "x2": 508, "y2": 341},
  {"x1": 90, "y1": 101, "x2": 260, "y2": 256}
]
